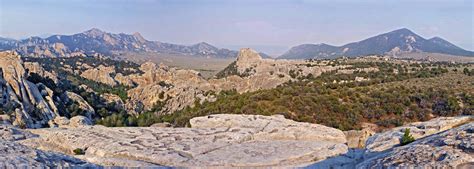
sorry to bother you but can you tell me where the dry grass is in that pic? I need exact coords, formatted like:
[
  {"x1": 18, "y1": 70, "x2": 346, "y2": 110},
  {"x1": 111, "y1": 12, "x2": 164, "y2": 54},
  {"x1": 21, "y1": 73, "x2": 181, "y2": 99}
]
[{"x1": 115, "y1": 52, "x2": 235, "y2": 78}]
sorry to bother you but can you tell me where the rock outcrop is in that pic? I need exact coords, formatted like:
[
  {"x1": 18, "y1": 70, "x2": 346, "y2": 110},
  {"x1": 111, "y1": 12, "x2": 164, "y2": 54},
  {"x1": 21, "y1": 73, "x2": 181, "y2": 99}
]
[
  {"x1": 80, "y1": 65, "x2": 118, "y2": 86},
  {"x1": 306, "y1": 116, "x2": 474, "y2": 168},
  {"x1": 61, "y1": 91, "x2": 96, "y2": 119},
  {"x1": 343, "y1": 123, "x2": 376, "y2": 148},
  {"x1": 0, "y1": 51, "x2": 59, "y2": 128},
  {"x1": 357, "y1": 122, "x2": 474, "y2": 168},
  {"x1": 101, "y1": 93, "x2": 125, "y2": 110},
  {"x1": 365, "y1": 116, "x2": 473, "y2": 154},
  {"x1": 20, "y1": 114, "x2": 348, "y2": 167},
  {"x1": 24, "y1": 62, "x2": 59, "y2": 83}
]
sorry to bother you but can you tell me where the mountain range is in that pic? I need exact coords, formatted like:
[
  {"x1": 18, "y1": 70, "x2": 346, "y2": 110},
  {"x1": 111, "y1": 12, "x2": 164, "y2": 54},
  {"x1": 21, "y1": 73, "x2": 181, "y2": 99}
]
[
  {"x1": 1, "y1": 28, "x2": 472, "y2": 60},
  {"x1": 0, "y1": 28, "x2": 238, "y2": 58},
  {"x1": 279, "y1": 28, "x2": 474, "y2": 59}
]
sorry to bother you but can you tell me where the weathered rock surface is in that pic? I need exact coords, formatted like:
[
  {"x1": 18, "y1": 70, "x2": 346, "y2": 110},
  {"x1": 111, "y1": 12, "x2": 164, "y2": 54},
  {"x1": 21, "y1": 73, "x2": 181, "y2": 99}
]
[
  {"x1": 344, "y1": 129, "x2": 375, "y2": 149},
  {"x1": 80, "y1": 65, "x2": 118, "y2": 86},
  {"x1": 20, "y1": 114, "x2": 348, "y2": 167},
  {"x1": 61, "y1": 91, "x2": 96, "y2": 119},
  {"x1": 0, "y1": 51, "x2": 59, "y2": 128},
  {"x1": 190, "y1": 114, "x2": 347, "y2": 143},
  {"x1": 68, "y1": 116, "x2": 92, "y2": 127},
  {"x1": 365, "y1": 116, "x2": 473, "y2": 154},
  {"x1": 24, "y1": 62, "x2": 59, "y2": 83},
  {"x1": 101, "y1": 93, "x2": 125, "y2": 110},
  {"x1": 0, "y1": 124, "x2": 97, "y2": 168},
  {"x1": 305, "y1": 116, "x2": 474, "y2": 169},
  {"x1": 357, "y1": 122, "x2": 474, "y2": 168}
]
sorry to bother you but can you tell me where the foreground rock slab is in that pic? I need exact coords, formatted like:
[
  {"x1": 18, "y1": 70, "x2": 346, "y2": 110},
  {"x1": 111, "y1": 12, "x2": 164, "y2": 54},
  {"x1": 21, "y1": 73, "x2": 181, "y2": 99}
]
[
  {"x1": 0, "y1": 125, "x2": 97, "y2": 168},
  {"x1": 20, "y1": 114, "x2": 348, "y2": 167},
  {"x1": 365, "y1": 116, "x2": 473, "y2": 154},
  {"x1": 357, "y1": 122, "x2": 474, "y2": 168}
]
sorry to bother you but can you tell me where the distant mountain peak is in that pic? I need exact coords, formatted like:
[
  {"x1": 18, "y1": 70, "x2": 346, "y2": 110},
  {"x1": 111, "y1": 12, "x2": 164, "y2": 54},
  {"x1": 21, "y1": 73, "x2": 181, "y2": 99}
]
[
  {"x1": 429, "y1": 36, "x2": 442, "y2": 40},
  {"x1": 391, "y1": 28, "x2": 414, "y2": 34},
  {"x1": 83, "y1": 28, "x2": 105, "y2": 37},
  {"x1": 132, "y1": 32, "x2": 147, "y2": 42},
  {"x1": 194, "y1": 42, "x2": 212, "y2": 46},
  {"x1": 279, "y1": 28, "x2": 473, "y2": 59}
]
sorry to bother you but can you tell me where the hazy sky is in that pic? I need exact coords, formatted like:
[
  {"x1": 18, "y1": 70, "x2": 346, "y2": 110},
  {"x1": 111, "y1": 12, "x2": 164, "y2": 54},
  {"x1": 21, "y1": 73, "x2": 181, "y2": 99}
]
[{"x1": 1, "y1": 0, "x2": 473, "y2": 55}]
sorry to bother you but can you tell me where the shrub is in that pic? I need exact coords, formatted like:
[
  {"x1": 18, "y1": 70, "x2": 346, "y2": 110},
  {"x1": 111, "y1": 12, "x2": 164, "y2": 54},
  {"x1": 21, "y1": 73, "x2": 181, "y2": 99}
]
[
  {"x1": 400, "y1": 128, "x2": 415, "y2": 145},
  {"x1": 73, "y1": 148, "x2": 85, "y2": 155}
]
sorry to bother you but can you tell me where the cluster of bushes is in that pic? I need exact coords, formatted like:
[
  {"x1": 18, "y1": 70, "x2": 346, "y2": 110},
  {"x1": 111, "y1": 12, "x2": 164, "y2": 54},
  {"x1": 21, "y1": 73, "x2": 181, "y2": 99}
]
[
  {"x1": 214, "y1": 61, "x2": 255, "y2": 78},
  {"x1": 95, "y1": 110, "x2": 164, "y2": 127},
  {"x1": 161, "y1": 62, "x2": 470, "y2": 130},
  {"x1": 24, "y1": 56, "x2": 142, "y2": 76},
  {"x1": 95, "y1": 99, "x2": 166, "y2": 127},
  {"x1": 463, "y1": 68, "x2": 474, "y2": 76},
  {"x1": 215, "y1": 61, "x2": 238, "y2": 78}
]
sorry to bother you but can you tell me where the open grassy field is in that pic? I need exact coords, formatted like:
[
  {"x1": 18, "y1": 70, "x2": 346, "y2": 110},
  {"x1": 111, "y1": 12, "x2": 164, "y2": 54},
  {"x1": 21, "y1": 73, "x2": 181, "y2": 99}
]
[{"x1": 115, "y1": 52, "x2": 235, "y2": 78}]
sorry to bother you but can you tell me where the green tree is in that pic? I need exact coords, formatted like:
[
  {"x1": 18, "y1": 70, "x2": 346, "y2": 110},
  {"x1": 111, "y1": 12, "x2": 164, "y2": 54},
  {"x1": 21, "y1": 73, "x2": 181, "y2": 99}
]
[{"x1": 400, "y1": 128, "x2": 415, "y2": 145}]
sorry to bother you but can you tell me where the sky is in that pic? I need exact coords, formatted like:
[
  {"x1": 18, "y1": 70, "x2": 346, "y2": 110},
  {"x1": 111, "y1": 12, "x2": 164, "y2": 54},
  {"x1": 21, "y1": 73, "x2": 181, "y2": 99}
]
[{"x1": 1, "y1": 0, "x2": 473, "y2": 55}]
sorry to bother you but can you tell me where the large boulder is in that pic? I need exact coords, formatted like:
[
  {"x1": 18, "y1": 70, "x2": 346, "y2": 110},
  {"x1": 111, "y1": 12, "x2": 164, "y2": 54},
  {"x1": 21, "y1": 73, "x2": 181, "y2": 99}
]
[
  {"x1": 365, "y1": 116, "x2": 473, "y2": 154},
  {"x1": 20, "y1": 114, "x2": 348, "y2": 167},
  {"x1": 24, "y1": 62, "x2": 59, "y2": 83},
  {"x1": 61, "y1": 92, "x2": 95, "y2": 119},
  {"x1": 357, "y1": 122, "x2": 474, "y2": 168},
  {"x1": 344, "y1": 124, "x2": 376, "y2": 149},
  {"x1": 101, "y1": 93, "x2": 124, "y2": 110},
  {"x1": 190, "y1": 114, "x2": 347, "y2": 143},
  {"x1": 80, "y1": 65, "x2": 117, "y2": 86},
  {"x1": 68, "y1": 116, "x2": 92, "y2": 127}
]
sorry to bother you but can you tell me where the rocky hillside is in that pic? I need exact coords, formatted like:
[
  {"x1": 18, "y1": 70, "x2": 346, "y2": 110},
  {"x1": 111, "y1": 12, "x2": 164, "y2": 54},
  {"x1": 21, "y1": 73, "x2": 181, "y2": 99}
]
[
  {"x1": 0, "y1": 28, "x2": 238, "y2": 58},
  {"x1": 22, "y1": 48, "x2": 343, "y2": 119},
  {"x1": 0, "y1": 51, "x2": 60, "y2": 128},
  {"x1": 279, "y1": 28, "x2": 474, "y2": 59}
]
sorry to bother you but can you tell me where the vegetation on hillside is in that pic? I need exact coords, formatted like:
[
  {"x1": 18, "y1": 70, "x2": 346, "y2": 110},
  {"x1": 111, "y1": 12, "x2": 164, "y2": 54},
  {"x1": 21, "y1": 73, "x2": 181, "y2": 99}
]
[
  {"x1": 24, "y1": 56, "x2": 163, "y2": 127},
  {"x1": 158, "y1": 61, "x2": 473, "y2": 130}
]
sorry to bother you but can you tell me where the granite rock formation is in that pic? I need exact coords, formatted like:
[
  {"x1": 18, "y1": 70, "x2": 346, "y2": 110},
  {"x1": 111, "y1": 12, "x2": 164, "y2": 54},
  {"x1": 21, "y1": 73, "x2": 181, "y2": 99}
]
[
  {"x1": 0, "y1": 51, "x2": 59, "y2": 128},
  {"x1": 365, "y1": 116, "x2": 473, "y2": 154},
  {"x1": 19, "y1": 114, "x2": 348, "y2": 167},
  {"x1": 357, "y1": 122, "x2": 474, "y2": 168}
]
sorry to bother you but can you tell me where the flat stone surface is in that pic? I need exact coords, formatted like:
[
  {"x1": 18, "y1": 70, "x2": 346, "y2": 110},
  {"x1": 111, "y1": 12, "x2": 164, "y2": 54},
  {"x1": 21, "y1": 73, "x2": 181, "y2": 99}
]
[
  {"x1": 0, "y1": 124, "x2": 97, "y2": 168},
  {"x1": 19, "y1": 114, "x2": 348, "y2": 167},
  {"x1": 0, "y1": 140, "x2": 97, "y2": 168}
]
